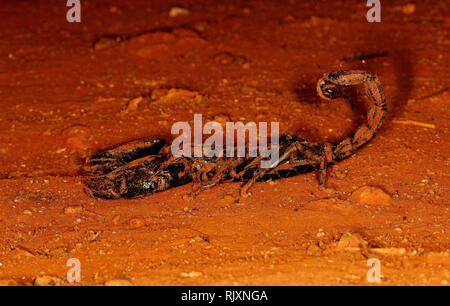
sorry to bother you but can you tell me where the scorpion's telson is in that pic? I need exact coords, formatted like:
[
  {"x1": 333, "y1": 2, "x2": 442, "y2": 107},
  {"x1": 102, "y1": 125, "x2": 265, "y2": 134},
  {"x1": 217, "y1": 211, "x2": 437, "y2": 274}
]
[{"x1": 84, "y1": 70, "x2": 386, "y2": 199}]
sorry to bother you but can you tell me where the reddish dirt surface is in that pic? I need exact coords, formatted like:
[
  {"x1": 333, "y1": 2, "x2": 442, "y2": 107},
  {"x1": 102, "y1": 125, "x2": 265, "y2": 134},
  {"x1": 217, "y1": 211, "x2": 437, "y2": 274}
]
[{"x1": 0, "y1": 0, "x2": 449, "y2": 286}]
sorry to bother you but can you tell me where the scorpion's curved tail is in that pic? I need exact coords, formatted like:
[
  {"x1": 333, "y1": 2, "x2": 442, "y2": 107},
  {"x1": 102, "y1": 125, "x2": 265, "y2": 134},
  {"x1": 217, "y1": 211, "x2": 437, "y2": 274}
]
[{"x1": 316, "y1": 70, "x2": 387, "y2": 161}]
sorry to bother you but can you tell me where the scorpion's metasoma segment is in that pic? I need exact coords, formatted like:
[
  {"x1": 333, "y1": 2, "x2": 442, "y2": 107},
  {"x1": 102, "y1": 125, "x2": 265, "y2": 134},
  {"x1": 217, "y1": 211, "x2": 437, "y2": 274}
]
[{"x1": 84, "y1": 70, "x2": 386, "y2": 199}]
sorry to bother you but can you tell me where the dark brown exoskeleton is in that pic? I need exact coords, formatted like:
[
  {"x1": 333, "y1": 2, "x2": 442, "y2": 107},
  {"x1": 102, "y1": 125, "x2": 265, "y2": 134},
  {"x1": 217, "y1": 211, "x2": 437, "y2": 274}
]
[{"x1": 84, "y1": 70, "x2": 386, "y2": 199}]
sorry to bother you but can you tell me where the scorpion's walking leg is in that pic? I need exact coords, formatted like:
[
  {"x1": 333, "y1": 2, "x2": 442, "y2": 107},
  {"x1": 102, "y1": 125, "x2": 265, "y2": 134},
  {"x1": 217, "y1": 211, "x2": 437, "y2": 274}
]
[
  {"x1": 85, "y1": 137, "x2": 167, "y2": 174},
  {"x1": 238, "y1": 150, "x2": 292, "y2": 198},
  {"x1": 189, "y1": 158, "x2": 245, "y2": 197},
  {"x1": 317, "y1": 70, "x2": 387, "y2": 160},
  {"x1": 239, "y1": 141, "x2": 332, "y2": 197}
]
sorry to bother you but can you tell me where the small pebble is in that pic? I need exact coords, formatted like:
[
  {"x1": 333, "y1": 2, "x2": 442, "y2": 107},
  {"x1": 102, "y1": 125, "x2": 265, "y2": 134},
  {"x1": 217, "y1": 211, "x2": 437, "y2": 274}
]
[
  {"x1": 34, "y1": 276, "x2": 62, "y2": 286},
  {"x1": 169, "y1": 7, "x2": 190, "y2": 17},
  {"x1": 351, "y1": 186, "x2": 392, "y2": 205},
  {"x1": 63, "y1": 206, "x2": 83, "y2": 215}
]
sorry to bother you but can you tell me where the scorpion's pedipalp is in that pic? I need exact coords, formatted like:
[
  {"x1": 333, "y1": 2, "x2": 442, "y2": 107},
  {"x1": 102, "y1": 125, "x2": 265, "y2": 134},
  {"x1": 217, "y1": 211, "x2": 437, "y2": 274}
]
[
  {"x1": 84, "y1": 155, "x2": 165, "y2": 199},
  {"x1": 239, "y1": 141, "x2": 321, "y2": 196},
  {"x1": 85, "y1": 137, "x2": 167, "y2": 175}
]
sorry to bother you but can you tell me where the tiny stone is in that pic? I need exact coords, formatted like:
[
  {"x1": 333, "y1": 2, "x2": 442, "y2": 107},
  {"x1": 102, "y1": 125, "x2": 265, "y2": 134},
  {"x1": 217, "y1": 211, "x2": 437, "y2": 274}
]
[
  {"x1": 351, "y1": 186, "x2": 392, "y2": 206},
  {"x1": 169, "y1": 7, "x2": 190, "y2": 17},
  {"x1": 63, "y1": 206, "x2": 83, "y2": 215}
]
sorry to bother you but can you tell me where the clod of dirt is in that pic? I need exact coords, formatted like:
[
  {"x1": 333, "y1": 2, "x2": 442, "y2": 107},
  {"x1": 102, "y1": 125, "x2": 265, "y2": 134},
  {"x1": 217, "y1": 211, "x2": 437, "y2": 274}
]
[
  {"x1": 104, "y1": 279, "x2": 133, "y2": 286},
  {"x1": 336, "y1": 232, "x2": 368, "y2": 251},
  {"x1": 350, "y1": 186, "x2": 392, "y2": 206},
  {"x1": 33, "y1": 276, "x2": 62, "y2": 286}
]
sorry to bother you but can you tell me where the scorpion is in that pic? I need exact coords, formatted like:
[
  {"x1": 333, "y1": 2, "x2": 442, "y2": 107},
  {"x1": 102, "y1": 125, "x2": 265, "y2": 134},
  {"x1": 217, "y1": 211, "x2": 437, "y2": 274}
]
[{"x1": 84, "y1": 70, "x2": 386, "y2": 199}]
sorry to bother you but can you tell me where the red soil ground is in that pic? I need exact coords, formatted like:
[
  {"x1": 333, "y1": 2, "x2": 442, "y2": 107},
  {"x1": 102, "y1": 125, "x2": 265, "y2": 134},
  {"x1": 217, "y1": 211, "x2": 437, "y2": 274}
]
[{"x1": 0, "y1": 0, "x2": 448, "y2": 285}]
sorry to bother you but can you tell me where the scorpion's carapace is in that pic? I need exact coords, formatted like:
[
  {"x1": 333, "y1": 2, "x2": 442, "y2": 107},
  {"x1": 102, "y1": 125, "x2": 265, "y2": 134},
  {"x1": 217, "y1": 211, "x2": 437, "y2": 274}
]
[{"x1": 84, "y1": 70, "x2": 386, "y2": 199}]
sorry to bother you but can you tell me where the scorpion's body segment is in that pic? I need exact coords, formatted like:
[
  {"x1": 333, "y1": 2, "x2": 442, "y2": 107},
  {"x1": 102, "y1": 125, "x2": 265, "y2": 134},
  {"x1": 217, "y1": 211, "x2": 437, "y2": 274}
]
[{"x1": 84, "y1": 70, "x2": 386, "y2": 199}]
